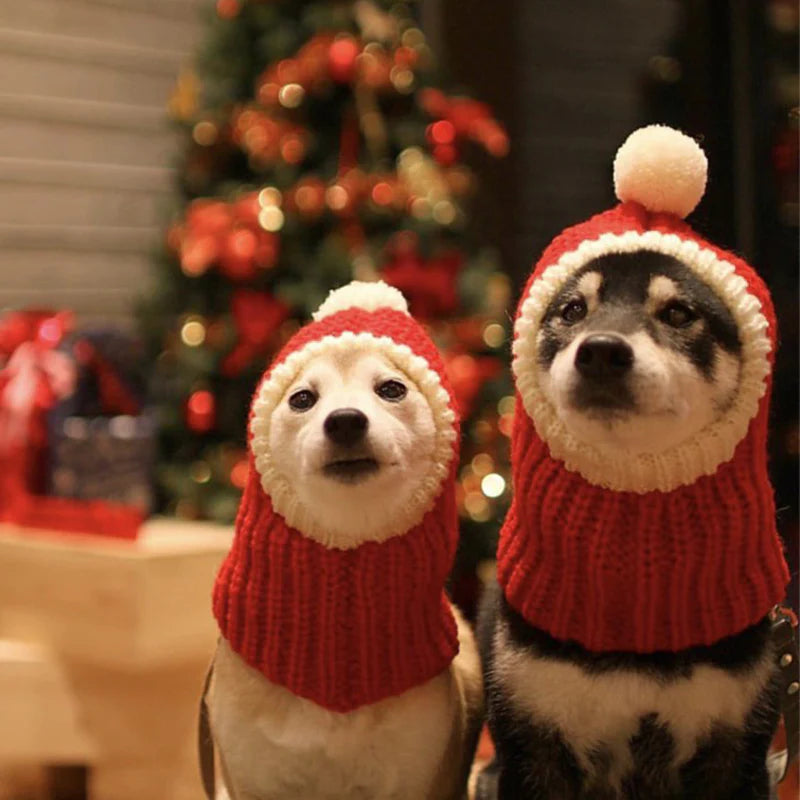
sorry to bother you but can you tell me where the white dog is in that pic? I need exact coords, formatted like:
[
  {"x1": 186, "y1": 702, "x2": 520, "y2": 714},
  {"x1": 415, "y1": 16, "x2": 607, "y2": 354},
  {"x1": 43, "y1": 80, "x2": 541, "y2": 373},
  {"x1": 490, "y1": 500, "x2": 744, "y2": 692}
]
[{"x1": 203, "y1": 282, "x2": 483, "y2": 800}]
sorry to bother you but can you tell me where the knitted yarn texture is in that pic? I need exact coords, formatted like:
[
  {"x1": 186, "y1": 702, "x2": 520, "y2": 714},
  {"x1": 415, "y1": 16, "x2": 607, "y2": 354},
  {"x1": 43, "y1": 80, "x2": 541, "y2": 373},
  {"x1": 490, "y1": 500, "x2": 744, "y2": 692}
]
[
  {"x1": 498, "y1": 127, "x2": 789, "y2": 653},
  {"x1": 213, "y1": 283, "x2": 461, "y2": 711}
]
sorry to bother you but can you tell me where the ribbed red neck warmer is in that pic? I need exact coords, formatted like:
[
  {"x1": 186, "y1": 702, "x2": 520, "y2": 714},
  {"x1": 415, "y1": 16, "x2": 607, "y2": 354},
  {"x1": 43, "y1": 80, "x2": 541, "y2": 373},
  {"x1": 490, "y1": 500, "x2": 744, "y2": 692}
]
[
  {"x1": 497, "y1": 403, "x2": 789, "y2": 653},
  {"x1": 213, "y1": 466, "x2": 458, "y2": 711}
]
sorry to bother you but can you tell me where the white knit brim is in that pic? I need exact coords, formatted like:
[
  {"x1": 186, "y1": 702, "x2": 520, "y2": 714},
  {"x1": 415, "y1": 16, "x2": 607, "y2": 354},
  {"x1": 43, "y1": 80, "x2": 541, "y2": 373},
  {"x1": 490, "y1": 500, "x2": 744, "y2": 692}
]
[
  {"x1": 250, "y1": 331, "x2": 458, "y2": 545},
  {"x1": 513, "y1": 230, "x2": 772, "y2": 493}
]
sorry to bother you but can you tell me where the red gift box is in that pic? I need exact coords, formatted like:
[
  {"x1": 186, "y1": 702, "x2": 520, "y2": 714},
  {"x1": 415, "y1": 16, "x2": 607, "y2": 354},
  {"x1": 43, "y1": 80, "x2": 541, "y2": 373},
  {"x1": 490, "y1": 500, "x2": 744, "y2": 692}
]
[{"x1": 0, "y1": 310, "x2": 142, "y2": 539}]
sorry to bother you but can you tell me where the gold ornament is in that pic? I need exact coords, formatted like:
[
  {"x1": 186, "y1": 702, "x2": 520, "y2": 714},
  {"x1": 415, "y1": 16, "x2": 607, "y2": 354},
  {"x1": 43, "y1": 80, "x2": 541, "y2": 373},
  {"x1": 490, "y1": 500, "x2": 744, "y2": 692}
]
[
  {"x1": 481, "y1": 473, "x2": 506, "y2": 499},
  {"x1": 180, "y1": 317, "x2": 206, "y2": 347},
  {"x1": 169, "y1": 68, "x2": 201, "y2": 121},
  {"x1": 497, "y1": 395, "x2": 515, "y2": 416},
  {"x1": 258, "y1": 187, "x2": 283, "y2": 207},
  {"x1": 192, "y1": 120, "x2": 218, "y2": 146},
  {"x1": 401, "y1": 28, "x2": 426, "y2": 49},
  {"x1": 398, "y1": 147, "x2": 454, "y2": 218},
  {"x1": 464, "y1": 491, "x2": 490, "y2": 521},
  {"x1": 190, "y1": 461, "x2": 212, "y2": 484},
  {"x1": 354, "y1": 0, "x2": 400, "y2": 42},
  {"x1": 482, "y1": 322, "x2": 505, "y2": 348},
  {"x1": 258, "y1": 206, "x2": 285, "y2": 232},
  {"x1": 471, "y1": 453, "x2": 494, "y2": 476},
  {"x1": 389, "y1": 66, "x2": 414, "y2": 93}
]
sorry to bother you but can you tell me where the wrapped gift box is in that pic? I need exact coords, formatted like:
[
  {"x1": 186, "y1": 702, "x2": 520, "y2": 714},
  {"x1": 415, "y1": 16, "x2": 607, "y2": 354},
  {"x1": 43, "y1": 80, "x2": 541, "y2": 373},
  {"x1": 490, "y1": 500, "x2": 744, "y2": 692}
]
[
  {"x1": 0, "y1": 311, "x2": 149, "y2": 539},
  {"x1": 49, "y1": 413, "x2": 157, "y2": 513}
]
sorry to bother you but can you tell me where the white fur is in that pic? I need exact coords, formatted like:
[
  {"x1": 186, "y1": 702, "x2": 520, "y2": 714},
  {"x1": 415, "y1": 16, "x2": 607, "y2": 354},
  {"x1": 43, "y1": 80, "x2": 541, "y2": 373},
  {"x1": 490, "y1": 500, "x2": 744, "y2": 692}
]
[
  {"x1": 267, "y1": 346, "x2": 438, "y2": 548},
  {"x1": 539, "y1": 330, "x2": 733, "y2": 455},
  {"x1": 313, "y1": 280, "x2": 408, "y2": 321},
  {"x1": 537, "y1": 270, "x2": 742, "y2": 454},
  {"x1": 250, "y1": 332, "x2": 457, "y2": 547},
  {"x1": 493, "y1": 623, "x2": 774, "y2": 789},
  {"x1": 645, "y1": 275, "x2": 680, "y2": 308},
  {"x1": 211, "y1": 341, "x2": 480, "y2": 799},
  {"x1": 210, "y1": 610, "x2": 482, "y2": 800},
  {"x1": 613, "y1": 125, "x2": 707, "y2": 219},
  {"x1": 576, "y1": 270, "x2": 602, "y2": 313},
  {"x1": 513, "y1": 230, "x2": 771, "y2": 492}
]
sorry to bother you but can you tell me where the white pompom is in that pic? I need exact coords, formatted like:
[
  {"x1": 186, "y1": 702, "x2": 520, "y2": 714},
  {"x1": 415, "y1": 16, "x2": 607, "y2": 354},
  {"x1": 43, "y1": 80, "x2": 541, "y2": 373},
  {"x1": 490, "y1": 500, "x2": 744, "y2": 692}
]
[
  {"x1": 313, "y1": 280, "x2": 409, "y2": 321},
  {"x1": 613, "y1": 125, "x2": 708, "y2": 219}
]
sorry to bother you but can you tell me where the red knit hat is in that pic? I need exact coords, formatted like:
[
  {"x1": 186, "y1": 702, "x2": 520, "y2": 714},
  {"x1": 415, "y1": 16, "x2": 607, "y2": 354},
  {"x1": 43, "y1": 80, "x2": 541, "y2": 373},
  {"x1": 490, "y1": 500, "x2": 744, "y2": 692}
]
[
  {"x1": 213, "y1": 281, "x2": 461, "y2": 711},
  {"x1": 499, "y1": 125, "x2": 789, "y2": 653}
]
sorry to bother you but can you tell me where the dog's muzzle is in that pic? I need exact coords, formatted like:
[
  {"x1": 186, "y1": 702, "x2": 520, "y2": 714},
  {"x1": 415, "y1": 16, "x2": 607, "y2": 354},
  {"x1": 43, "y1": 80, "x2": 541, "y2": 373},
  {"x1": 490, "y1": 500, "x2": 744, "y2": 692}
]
[
  {"x1": 571, "y1": 334, "x2": 635, "y2": 412},
  {"x1": 324, "y1": 408, "x2": 368, "y2": 447},
  {"x1": 322, "y1": 408, "x2": 379, "y2": 483},
  {"x1": 574, "y1": 334, "x2": 634, "y2": 380}
]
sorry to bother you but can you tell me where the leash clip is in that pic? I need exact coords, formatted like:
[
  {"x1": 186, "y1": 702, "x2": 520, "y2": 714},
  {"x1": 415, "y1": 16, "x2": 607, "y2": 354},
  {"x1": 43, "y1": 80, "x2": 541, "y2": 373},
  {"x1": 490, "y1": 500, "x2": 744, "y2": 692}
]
[{"x1": 768, "y1": 605, "x2": 799, "y2": 786}]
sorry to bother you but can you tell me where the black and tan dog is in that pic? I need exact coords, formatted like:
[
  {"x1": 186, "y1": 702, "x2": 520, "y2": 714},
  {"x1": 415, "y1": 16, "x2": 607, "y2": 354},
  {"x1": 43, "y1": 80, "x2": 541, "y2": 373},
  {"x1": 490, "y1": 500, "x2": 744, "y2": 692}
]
[{"x1": 475, "y1": 126, "x2": 792, "y2": 799}]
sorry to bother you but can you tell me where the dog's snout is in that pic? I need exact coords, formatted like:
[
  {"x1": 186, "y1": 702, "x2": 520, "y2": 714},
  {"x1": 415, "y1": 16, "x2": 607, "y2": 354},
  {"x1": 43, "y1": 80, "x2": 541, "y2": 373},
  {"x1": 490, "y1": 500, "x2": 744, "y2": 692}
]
[
  {"x1": 324, "y1": 408, "x2": 368, "y2": 446},
  {"x1": 575, "y1": 334, "x2": 634, "y2": 380}
]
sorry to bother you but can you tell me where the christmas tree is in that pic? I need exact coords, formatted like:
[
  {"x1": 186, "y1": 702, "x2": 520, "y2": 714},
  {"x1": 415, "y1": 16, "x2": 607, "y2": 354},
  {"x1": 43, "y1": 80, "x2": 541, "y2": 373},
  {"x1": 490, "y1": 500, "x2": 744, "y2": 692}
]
[{"x1": 141, "y1": 0, "x2": 512, "y2": 602}]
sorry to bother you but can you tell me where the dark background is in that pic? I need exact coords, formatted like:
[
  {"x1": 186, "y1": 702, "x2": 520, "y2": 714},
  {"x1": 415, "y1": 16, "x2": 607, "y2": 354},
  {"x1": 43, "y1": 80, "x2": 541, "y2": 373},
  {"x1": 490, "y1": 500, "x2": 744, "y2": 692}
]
[{"x1": 425, "y1": 0, "x2": 800, "y2": 607}]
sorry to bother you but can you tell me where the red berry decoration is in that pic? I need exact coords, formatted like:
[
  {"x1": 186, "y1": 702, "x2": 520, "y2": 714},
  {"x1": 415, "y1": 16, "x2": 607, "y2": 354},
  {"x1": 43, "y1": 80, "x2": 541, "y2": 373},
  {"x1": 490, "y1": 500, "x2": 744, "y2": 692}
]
[
  {"x1": 289, "y1": 177, "x2": 327, "y2": 218},
  {"x1": 432, "y1": 144, "x2": 458, "y2": 166},
  {"x1": 328, "y1": 37, "x2": 361, "y2": 83},
  {"x1": 216, "y1": 0, "x2": 240, "y2": 19},
  {"x1": 186, "y1": 390, "x2": 216, "y2": 433},
  {"x1": 180, "y1": 234, "x2": 218, "y2": 277},
  {"x1": 220, "y1": 228, "x2": 259, "y2": 281}
]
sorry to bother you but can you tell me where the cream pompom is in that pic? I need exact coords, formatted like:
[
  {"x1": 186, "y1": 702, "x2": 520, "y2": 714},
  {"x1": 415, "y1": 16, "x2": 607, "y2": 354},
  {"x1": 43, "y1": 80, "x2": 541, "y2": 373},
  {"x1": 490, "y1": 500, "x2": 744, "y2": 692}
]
[
  {"x1": 313, "y1": 280, "x2": 409, "y2": 321},
  {"x1": 613, "y1": 125, "x2": 707, "y2": 219}
]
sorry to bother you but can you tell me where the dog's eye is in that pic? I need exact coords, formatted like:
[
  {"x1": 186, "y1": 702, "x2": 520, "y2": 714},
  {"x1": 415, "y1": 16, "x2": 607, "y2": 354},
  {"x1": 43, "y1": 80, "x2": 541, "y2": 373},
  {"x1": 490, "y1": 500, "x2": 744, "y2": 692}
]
[
  {"x1": 288, "y1": 389, "x2": 317, "y2": 412},
  {"x1": 659, "y1": 301, "x2": 697, "y2": 328},
  {"x1": 375, "y1": 379, "x2": 407, "y2": 402},
  {"x1": 561, "y1": 298, "x2": 587, "y2": 324}
]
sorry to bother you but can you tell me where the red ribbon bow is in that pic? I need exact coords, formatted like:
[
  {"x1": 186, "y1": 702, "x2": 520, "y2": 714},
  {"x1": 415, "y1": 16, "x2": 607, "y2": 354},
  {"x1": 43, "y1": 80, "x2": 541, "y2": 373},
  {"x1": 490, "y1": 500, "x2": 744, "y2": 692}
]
[
  {"x1": 221, "y1": 290, "x2": 290, "y2": 376},
  {"x1": 0, "y1": 311, "x2": 76, "y2": 458},
  {"x1": 0, "y1": 310, "x2": 142, "y2": 539},
  {"x1": 419, "y1": 88, "x2": 509, "y2": 157},
  {"x1": 381, "y1": 235, "x2": 464, "y2": 320}
]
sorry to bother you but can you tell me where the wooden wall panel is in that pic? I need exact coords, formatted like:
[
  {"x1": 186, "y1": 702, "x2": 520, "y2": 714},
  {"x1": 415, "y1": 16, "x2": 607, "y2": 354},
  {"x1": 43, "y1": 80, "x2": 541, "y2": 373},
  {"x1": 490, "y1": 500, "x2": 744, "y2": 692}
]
[{"x1": 0, "y1": 0, "x2": 205, "y2": 325}]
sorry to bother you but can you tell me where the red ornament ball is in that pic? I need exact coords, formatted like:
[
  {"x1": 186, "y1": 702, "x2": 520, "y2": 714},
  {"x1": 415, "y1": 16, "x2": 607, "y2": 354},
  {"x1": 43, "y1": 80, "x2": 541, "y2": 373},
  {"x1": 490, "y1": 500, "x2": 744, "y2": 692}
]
[
  {"x1": 433, "y1": 144, "x2": 458, "y2": 166},
  {"x1": 427, "y1": 120, "x2": 456, "y2": 147},
  {"x1": 328, "y1": 37, "x2": 361, "y2": 83},
  {"x1": 233, "y1": 193, "x2": 261, "y2": 226},
  {"x1": 230, "y1": 459, "x2": 249, "y2": 490},
  {"x1": 180, "y1": 234, "x2": 218, "y2": 277},
  {"x1": 187, "y1": 200, "x2": 230, "y2": 236},
  {"x1": 216, "y1": 0, "x2": 240, "y2": 19},
  {"x1": 291, "y1": 177, "x2": 327, "y2": 218},
  {"x1": 220, "y1": 228, "x2": 258, "y2": 280},
  {"x1": 186, "y1": 390, "x2": 216, "y2": 433}
]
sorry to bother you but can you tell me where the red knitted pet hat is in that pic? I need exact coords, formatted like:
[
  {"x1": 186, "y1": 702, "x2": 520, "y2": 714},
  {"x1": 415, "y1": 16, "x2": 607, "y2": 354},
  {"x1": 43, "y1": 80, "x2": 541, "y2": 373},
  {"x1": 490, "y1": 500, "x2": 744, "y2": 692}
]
[
  {"x1": 213, "y1": 281, "x2": 461, "y2": 711},
  {"x1": 499, "y1": 125, "x2": 788, "y2": 653}
]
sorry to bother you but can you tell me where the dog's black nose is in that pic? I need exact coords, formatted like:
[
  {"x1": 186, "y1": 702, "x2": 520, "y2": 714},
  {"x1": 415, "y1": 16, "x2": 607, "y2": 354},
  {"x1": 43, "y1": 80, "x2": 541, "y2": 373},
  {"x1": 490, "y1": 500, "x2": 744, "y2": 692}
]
[
  {"x1": 575, "y1": 334, "x2": 634, "y2": 379},
  {"x1": 324, "y1": 408, "x2": 368, "y2": 446}
]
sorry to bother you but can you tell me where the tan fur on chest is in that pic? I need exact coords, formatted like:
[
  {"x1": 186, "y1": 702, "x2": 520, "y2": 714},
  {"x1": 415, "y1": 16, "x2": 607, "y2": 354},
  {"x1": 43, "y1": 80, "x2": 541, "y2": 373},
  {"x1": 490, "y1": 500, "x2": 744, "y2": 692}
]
[{"x1": 208, "y1": 609, "x2": 482, "y2": 800}]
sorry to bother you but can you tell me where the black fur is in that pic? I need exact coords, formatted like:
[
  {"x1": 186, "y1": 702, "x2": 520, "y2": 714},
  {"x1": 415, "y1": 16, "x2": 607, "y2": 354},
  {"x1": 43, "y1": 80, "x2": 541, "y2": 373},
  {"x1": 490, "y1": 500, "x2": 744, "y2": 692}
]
[
  {"x1": 476, "y1": 584, "x2": 779, "y2": 800},
  {"x1": 537, "y1": 251, "x2": 741, "y2": 381},
  {"x1": 503, "y1": 594, "x2": 773, "y2": 677}
]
